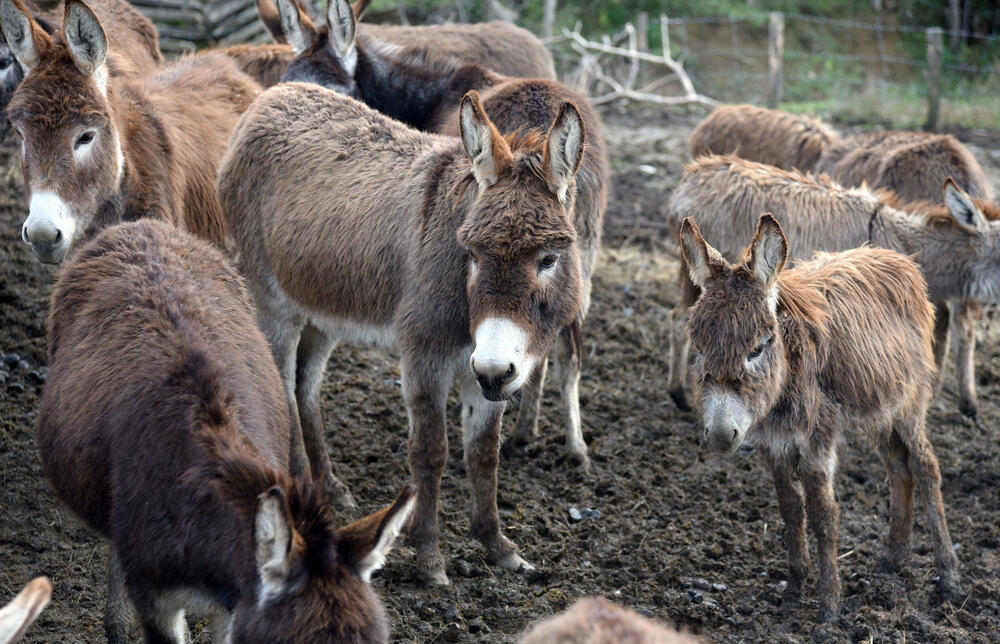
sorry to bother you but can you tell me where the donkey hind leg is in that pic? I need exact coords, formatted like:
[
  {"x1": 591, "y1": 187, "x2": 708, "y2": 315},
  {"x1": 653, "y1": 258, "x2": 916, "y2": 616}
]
[
  {"x1": 296, "y1": 323, "x2": 356, "y2": 512},
  {"x1": 801, "y1": 463, "x2": 841, "y2": 623},
  {"x1": 930, "y1": 301, "x2": 951, "y2": 403},
  {"x1": 667, "y1": 268, "x2": 698, "y2": 411},
  {"x1": 133, "y1": 592, "x2": 189, "y2": 644},
  {"x1": 401, "y1": 354, "x2": 457, "y2": 586},
  {"x1": 766, "y1": 454, "x2": 809, "y2": 609},
  {"x1": 510, "y1": 355, "x2": 547, "y2": 449},
  {"x1": 876, "y1": 431, "x2": 914, "y2": 573},
  {"x1": 896, "y1": 417, "x2": 961, "y2": 601},
  {"x1": 105, "y1": 550, "x2": 135, "y2": 644},
  {"x1": 552, "y1": 322, "x2": 590, "y2": 470},
  {"x1": 459, "y1": 372, "x2": 533, "y2": 572},
  {"x1": 951, "y1": 299, "x2": 980, "y2": 418}
]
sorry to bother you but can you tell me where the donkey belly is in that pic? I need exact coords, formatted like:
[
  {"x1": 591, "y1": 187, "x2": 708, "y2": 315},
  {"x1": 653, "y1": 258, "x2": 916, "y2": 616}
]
[{"x1": 309, "y1": 314, "x2": 399, "y2": 351}]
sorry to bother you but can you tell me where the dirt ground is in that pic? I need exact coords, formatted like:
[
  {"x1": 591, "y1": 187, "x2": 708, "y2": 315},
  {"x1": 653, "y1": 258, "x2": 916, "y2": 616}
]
[{"x1": 2, "y1": 106, "x2": 1000, "y2": 643}]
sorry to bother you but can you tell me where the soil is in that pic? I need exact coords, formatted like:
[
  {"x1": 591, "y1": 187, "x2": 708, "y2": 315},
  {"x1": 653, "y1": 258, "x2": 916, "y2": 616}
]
[{"x1": 2, "y1": 106, "x2": 1000, "y2": 643}]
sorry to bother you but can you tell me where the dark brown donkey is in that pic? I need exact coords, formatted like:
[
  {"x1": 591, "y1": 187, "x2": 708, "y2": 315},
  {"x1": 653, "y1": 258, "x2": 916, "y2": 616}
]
[
  {"x1": 218, "y1": 84, "x2": 586, "y2": 585},
  {"x1": 1, "y1": 0, "x2": 259, "y2": 264},
  {"x1": 41, "y1": 220, "x2": 415, "y2": 643},
  {"x1": 0, "y1": 0, "x2": 161, "y2": 141},
  {"x1": 267, "y1": 0, "x2": 608, "y2": 467},
  {"x1": 680, "y1": 214, "x2": 961, "y2": 622}
]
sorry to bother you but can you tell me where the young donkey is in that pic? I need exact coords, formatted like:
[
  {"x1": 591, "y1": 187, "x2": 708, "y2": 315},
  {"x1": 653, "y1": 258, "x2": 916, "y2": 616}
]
[
  {"x1": 1, "y1": 0, "x2": 259, "y2": 265},
  {"x1": 40, "y1": 220, "x2": 415, "y2": 643},
  {"x1": 218, "y1": 84, "x2": 586, "y2": 584},
  {"x1": 680, "y1": 214, "x2": 960, "y2": 621},
  {"x1": 267, "y1": 0, "x2": 609, "y2": 467},
  {"x1": 667, "y1": 156, "x2": 1000, "y2": 412}
]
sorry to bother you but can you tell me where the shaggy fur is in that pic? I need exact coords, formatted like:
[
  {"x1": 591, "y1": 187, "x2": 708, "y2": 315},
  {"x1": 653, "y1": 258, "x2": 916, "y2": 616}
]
[{"x1": 518, "y1": 597, "x2": 701, "y2": 644}]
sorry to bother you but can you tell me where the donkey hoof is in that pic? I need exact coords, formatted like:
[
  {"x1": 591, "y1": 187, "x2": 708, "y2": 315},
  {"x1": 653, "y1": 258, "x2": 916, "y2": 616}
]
[
  {"x1": 816, "y1": 607, "x2": 839, "y2": 624},
  {"x1": 875, "y1": 555, "x2": 903, "y2": 574},
  {"x1": 959, "y1": 399, "x2": 978, "y2": 418},
  {"x1": 567, "y1": 449, "x2": 592, "y2": 474},
  {"x1": 668, "y1": 387, "x2": 691, "y2": 412},
  {"x1": 938, "y1": 578, "x2": 963, "y2": 604},
  {"x1": 497, "y1": 552, "x2": 535, "y2": 572}
]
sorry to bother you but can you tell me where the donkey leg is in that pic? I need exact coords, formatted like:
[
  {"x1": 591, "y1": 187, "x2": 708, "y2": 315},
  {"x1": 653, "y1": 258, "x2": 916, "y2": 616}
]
[
  {"x1": 876, "y1": 431, "x2": 914, "y2": 573},
  {"x1": 931, "y1": 301, "x2": 951, "y2": 402},
  {"x1": 296, "y1": 323, "x2": 356, "y2": 512},
  {"x1": 401, "y1": 355, "x2": 454, "y2": 586},
  {"x1": 952, "y1": 299, "x2": 980, "y2": 418},
  {"x1": 131, "y1": 589, "x2": 188, "y2": 644},
  {"x1": 459, "y1": 374, "x2": 533, "y2": 572},
  {"x1": 104, "y1": 550, "x2": 134, "y2": 644},
  {"x1": 553, "y1": 323, "x2": 589, "y2": 470},
  {"x1": 667, "y1": 269, "x2": 698, "y2": 411},
  {"x1": 801, "y1": 465, "x2": 841, "y2": 623},
  {"x1": 510, "y1": 356, "x2": 547, "y2": 449},
  {"x1": 767, "y1": 454, "x2": 809, "y2": 608}
]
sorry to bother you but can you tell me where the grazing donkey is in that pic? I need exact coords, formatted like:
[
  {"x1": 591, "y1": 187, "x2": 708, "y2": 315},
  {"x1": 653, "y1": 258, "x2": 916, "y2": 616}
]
[
  {"x1": 519, "y1": 597, "x2": 701, "y2": 644},
  {"x1": 1, "y1": 0, "x2": 259, "y2": 265},
  {"x1": 218, "y1": 84, "x2": 586, "y2": 584},
  {"x1": 0, "y1": 577, "x2": 50, "y2": 644},
  {"x1": 680, "y1": 214, "x2": 961, "y2": 621},
  {"x1": 40, "y1": 220, "x2": 415, "y2": 643},
  {"x1": 268, "y1": 0, "x2": 609, "y2": 467},
  {"x1": 688, "y1": 104, "x2": 842, "y2": 172},
  {"x1": 667, "y1": 156, "x2": 1000, "y2": 412},
  {"x1": 0, "y1": 0, "x2": 161, "y2": 141}
]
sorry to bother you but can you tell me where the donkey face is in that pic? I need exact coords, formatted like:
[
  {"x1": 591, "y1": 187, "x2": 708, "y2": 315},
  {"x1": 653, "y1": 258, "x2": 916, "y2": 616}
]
[
  {"x1": 265, "y1": 0, "x2": 360, "y2": 97},
  {"x1": 2, "y1": 0, "x2": 121, "y2": 264},
  {"x1": 682, "y1": 214, "x2": 790, "y2": 452},
  {"x1": 232, "y1": 484, "x2": 415, "y2": 643},
  {"x1": 457, "y1": 92, "x2": 585, "y2": 401}
]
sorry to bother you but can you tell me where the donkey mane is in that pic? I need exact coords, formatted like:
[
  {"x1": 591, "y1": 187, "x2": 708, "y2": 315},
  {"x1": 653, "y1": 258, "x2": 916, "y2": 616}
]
[
  {"x1": 874, "y1": 188, "x2": 1000, "y2": 224},
  {"x1": 687, "y1": 155, "x2": 845, "y2": 193},
  {"x1": 775, "y1": 270, "x2": 830, "y2": 333}
]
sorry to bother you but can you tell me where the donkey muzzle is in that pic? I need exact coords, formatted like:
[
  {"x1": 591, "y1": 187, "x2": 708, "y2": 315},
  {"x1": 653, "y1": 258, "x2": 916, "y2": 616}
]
[
  {"x1": 701, "y1": 388, "x2": 752, "y2": 453},
  {"x1": 23, "y1": 192, "x2": 76, "y2": 264},
  {"x1": 470, "y1": 317, "x2": 532, "y2": 400}
]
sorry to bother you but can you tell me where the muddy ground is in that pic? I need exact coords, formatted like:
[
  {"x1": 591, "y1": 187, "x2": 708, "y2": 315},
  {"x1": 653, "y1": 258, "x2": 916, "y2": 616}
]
[{"x1": 2, "y1": 107, "x2": 1000, "y2": 643}]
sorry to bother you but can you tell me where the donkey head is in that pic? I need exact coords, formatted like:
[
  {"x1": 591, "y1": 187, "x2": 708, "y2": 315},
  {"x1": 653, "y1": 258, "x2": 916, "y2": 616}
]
[
  {"x1": 2, "y1": 0, "x2": 121, "y2": 264},
  {"x1": 261, "y1": 0, "x2": 361, "y2": 97},
  {"x1": 0, "y1": 2, "x2": 53, "y2": 143},
  {"x1": 681, "y1": 214, "x2": 790, "y2": 453},
  {"x1": 457, "y1": 91, "x2": 585, "y2": 401}
]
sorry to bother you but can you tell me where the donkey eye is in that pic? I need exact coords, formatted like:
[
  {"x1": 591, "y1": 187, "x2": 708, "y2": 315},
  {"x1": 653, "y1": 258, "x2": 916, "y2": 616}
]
[
  {"x1": 538, "y1": 254, "x2": 559, "y2": 272},
  {"x1": 0, "y1": 58, "x2": 11, "y2": 70},
  {"x1": 748, "y1": 336, "x2": 773, "y2": 360},
  {"x1": 75, "y1": 131, "x2": 96, "y2": 149}
]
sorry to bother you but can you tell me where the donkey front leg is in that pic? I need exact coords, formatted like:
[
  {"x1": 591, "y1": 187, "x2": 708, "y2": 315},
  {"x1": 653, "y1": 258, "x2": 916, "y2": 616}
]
[
  {"x1": 801, "y1": 466, "x2": 841, "y2": 622},
  {"x1": 511, "y1": 357, "x2": 547, "y2": 449},
  {"x1": 460, "y1": 375, "x2": 533, "y2": 572},
  {"x1": 930, "y1": 301, "x2": 951, "y2": 403},
  {"x1": 951, "y1": 299, "x2": 980, "y2": 418},
  {"x1": 766, "y1": 454, "x2": 809, "y2": 609},
  {"x1": 552, "y1": 322, "x2": 590, "y2": 471},
  {"x1": 105, "y1": 550, "x2": 134, "y2": 644},
  {"x1": 876, "y1": 431, "x2": 914, "y2": 572}
]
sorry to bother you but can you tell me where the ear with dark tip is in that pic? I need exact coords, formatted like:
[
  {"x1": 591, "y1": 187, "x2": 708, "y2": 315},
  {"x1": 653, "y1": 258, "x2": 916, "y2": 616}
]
[
  {"x1": 679, "y1": 216, "x2": 727, "y2": 288},
  {"x1": 460, "y1": 90, "x2": 513, "y2": 190},
  {"x1": 254, "y1": 486, "x2": 303, "y2": 606},
  {"x1": 326, "y1": 0, "x2": 357, "y2": 71},
  {"x1": 275, "y1": 0, "x2": 316, "y2": 55},
  {"x1": 0, "y1": 0, "x2": 49, "y2": 73},
  {"x1": 944, "y1": 177, "x2": 987, "y2": 234},
  {"x1": 339, "y1": 484, "x2": 416, "y2": 583},
  {"x1": 0, "y1": 577, "x2": 51, "y2": 644},
  {"x1": 63, "y1": 0, "x2": 107, "y2": 77},
  {"x1": 257, "y1": 0, "x2": 286, "y2": 43},
  {"x1": 544, "y1": 101, "x2": 585, "y2": 204},
  {"x1": 747, "y1": 213, "x2": 788, "y2": 290},
  {"x1": 351, "y1": 0, "x2": 373, "y2": 20}
]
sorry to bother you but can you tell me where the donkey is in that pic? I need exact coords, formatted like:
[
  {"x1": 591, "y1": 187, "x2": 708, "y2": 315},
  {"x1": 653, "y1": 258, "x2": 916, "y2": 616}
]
[
  {"x1": 667, "y1": 156, "x2": 1000, "y2": 413},
  {"x1": 218, "y1": 84, "x2": 586, "y2": 585},
  {"x1": 0, "y1": 577, "x2": 50, "y2": 644},
  {"x1": 519, "y1": 597, "x2": 701, "y2": 644},
  {"x1": 40, "y1": 219, "x2": 415, "y2": 643},
  {"x1": 0, "y1": 0, "x2": 161, "y2": 141},
  {"x1": 267, "y1": 0, "x2": 609, "y2": 467},
  {"x1": 688, "y1": 104, "x2": 842, "y2": 172},
  {"x1": 1, "y1": 0, "x2": 260, "y2": 265},
  {"x1": 681, "y1": 214, "x2": 961, "y2": 621}
]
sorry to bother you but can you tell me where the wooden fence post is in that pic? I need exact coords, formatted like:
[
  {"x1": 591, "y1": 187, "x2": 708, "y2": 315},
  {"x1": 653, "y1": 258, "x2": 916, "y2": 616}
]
[
  {"x1": 543, "y1": 0, "x2": 557, "y2": 38},
  {"x1": 768, "y1": 12, "x2": 784, "y2": 108},
  {"x1": 925, "y1": 27, "x2": 942, "y2": 130}
]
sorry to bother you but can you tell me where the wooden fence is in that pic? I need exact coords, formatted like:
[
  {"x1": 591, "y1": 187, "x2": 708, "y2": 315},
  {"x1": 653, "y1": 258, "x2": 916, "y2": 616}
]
[{"x1": 133, "y1": 0, "x2": 268, "y2": 52}]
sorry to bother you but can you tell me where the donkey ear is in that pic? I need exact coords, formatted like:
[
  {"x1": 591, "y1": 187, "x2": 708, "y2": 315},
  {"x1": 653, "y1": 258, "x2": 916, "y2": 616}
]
[
  {"x1": 747, "y1": 213, "x2": 788, "y2": 291},
  {"x1": 679, "y1": 216, "x2": 726, "y2": 288},
  {"x1": 254, "y1": 486, "x2": 304, "y2": 606},
  {"x1": 339, "y1": 484, "x2": 416, "y2": 583},
  {"x1": 543, "y1": 101, "x2": 585, "y2": 204},
  {"x1": 460, "y1": 91, "x2": 513, "y2": 189},
  {"x1": 0, "y1": 577, "x2": 51, "y2": 644},
  {"x1": 944, "y1": 177, "x2": 987, "y2": 234},
  {"x1": 351, "y1": 0, "x2": 373, "y2": 20},
  {"x1": 326, "y1": 0, "x2": 357, "y2": 72},
  {"x1": 275, "y1": 0, "x2": 316, "y2": 55},
  {"x1": 63, "y1": 0, "x2": 107, "y2": 78},
  {"x1": 257, "y1": 0, "x2": 286, "y2": 44},
  {"x1": 0, "y1": 0, "x2": 50, "y2": 73}
]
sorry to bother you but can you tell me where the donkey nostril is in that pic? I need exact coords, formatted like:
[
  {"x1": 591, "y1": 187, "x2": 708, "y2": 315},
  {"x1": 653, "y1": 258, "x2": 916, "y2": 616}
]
[
  {"x1": 732, "y1": 429, "x2": 739, "y2": 442},
  {"x1": 21, "y1": 225, "x2": 28, "y2": 243},
  {"x1": 502, "y1": 363, "x2": 516, "y2": 384},
  {"x1": 53, "y1": 229, "x2": 62, "y2": 244}
]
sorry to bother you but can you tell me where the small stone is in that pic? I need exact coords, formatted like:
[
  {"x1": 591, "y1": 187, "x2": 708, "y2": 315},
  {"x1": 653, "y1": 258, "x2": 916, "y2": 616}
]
[
  {"x1": 624, "y1": 307, "x2": 635, "y2": 317},
  {"x1": 737, "y1": 603, "x2": 754, "y2": 615},
  {"x1": 16, "y1": 359, "x2": 29, "y2": 372},
  {"x1": 712, "y1": 583, "x2": 728, "y2": 593},
  {"x1": 455, "y1": 559, "x2": 476, "y2": 578},
  {"x1": 7, "y1": 381, "x2": 24, "y2": 393},
  {"x1": 568, "y1": 507, "x2": 583, "y2": 522},
  {"x1": 687, "y1": 590, "x2": 703, "y2": 604},
  {"x1": 757, "y1": 571, "x2": 768, "y2": 579},
  {"x1": 443, "y1": 605, "x2": 460, "y2": 623},
  {"x1": 692, "y1": 578, "x2": 711, "y2": 591},
  {"x1": 441, "y1": 622, "x2": 464, "y2": 642},
  {"x1": 27, "y1": 370, "x2": 45, "y2": 384},
  {"x1": 582, "y1": 508, "x2": 601, "y2": 519},
  {"x1": 467, "y1": 618, "x2": 489, "y2": 634},
  {"x1": 0, "y1": 371, "x2": 7, "y2": 385},
  {"x1": 680, "y1": 580, "x2": 692, "y2": 589},
  {"x1": 777, "y1": 580, "x2": 788, "y2": 591},
  {"x1": 637, "y1": 164, "x2": 658, "y2": 175},
  {"x1": 953, "y1": 543, "x2": 961, "y2": 551},
  {"x1": 3, "y1": 354, "x2": 20, "y2": 369}
]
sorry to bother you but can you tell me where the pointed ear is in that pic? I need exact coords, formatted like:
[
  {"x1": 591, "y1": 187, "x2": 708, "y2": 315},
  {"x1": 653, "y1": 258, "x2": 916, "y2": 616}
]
[
  {"x1": 746, "y1": 213, "x2": 787, "y2": 291},
  {"x1": 460, "y1": 91, "x2": 512, "y2": 190},
  {"x1": 944, "y1": 177, "x2": 987, "y2": 234},
  {"x1": 679, "y1": 216, "x2": 727, "y2": 288},
  {"x1": 0, "y1": 0, "x2": 50, "y2": 73},
  {"x1": 0, "y1": 577, "x2": 51, "y2": 644},
  {"x1": 255, "y1": 486, "x2": 304, "y2": 606},
  {"x1": 543, "y1": 101, "x2": 585, "y2": 204},
  {"x1": 63, "y1": 0, "x2": 107, "y2": 77},
  {"x1": 339, "y1": 484, "x2": 416, "y2": 583},
  {"x1": 351, "y1": 0, "x2": 373, "y2": 20},
  {"x1": 257, "y1": 0, "x2": 286, "y2": 44},
  {"x1": 326, "y1": 0, "x2": 357, "y2": 73},
  {"x1": 275, "y1": 0, "x2": 316, "y2": 55}
]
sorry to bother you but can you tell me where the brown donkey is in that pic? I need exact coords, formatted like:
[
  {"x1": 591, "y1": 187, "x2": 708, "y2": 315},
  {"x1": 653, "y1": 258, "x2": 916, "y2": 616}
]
[
  {"x1": 1, "y1": 0, "x2": 259, "y2": 264},
  {"x1": 41, "y1": 220, "x2": 415, "y2": 643},
  {"x1": 0, "y1": 577, "x2": 51, "y2": 644},
  {"x1": 268, "y1": 0, "x2": 608, "y2": 467},
  {"x1": 681, "y1": 214, "x2": 960, "y2": 621},
  {"x1": 667, "y1": 156, "x2": 1000, "y2": 412},
  {"x1": 218, "y1": 84, "x2": 586, "y2": 584},
  {"x1": 0, "y1": 0, "x2": 161, "y2": 141}
]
